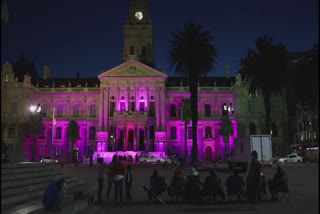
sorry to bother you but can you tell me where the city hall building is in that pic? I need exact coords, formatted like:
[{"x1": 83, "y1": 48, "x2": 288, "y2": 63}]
[{"x1": 1, "y1": 0, "x2": 289, "y2": 163}]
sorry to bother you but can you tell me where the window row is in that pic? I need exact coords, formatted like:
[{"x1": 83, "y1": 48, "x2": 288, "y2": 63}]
[
  {"x1": 169, "y1": 103, "x2": 234, "y2": 117},
  {"x1": 39, "y1": 104, "x2": 96, "y2": 117},
  {"x1": 169, "y1": 126, "x2": 213, "y2": 140},
  {"x1": 37, "y1": 126, "x2": 97, "y2": 140}
]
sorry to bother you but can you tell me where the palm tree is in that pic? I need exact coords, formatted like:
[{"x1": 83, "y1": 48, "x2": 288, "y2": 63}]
[
  {"x1": 169, "y1": 22, "x2": 217, "y2": 165},
  {"x1": 218, "y1": 116, "x2": 234, "y2": 160},
  {"x1": 181, "y1": 99, "x2": 191, "y2": 161},
  {"x1": 240, "y1": 35, "x2": 288, "y2": 134},
  {"x1": 67, "y1": 120, "x2": 80, "y2": 164},
  {"x1": 25, "y1": 114, "x2": 43, "y2": 162}
]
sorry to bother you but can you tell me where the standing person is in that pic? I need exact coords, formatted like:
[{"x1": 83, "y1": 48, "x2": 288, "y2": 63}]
[
  {"x1": 89, "y1": 155, "x2": 93, "y2": 167},
  {"x1": 246, "y1": 151, "x2": 261, "y2": 209},
  {"x1": 42, "y1": 179, "x2": 66, "y2": 211},
  {"x1": 106, "y1": 155, "x2": 117, "y2": 201},
  {"x1": 135, "y1": 153, "x2": 139, "y2": 164},
  {"x1": 112, "y1": 156, "x2": 125, "y2": 203},
  {"x1": 97, "y1": 158, "x2": 106, "y2": 204},
  {"x1": 125, "y1": 165, "x2": 133, "y2": 201}
]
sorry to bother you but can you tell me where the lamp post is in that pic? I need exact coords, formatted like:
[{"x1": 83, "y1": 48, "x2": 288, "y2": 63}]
[
  {"x1": 221, "y1": 103, "x2": 234, "y2": 158},
  {"x1": 29, "y1": 104, "x2": 41, "y2": 162},
  {"x1": 51, "y1": 107, "x2": 56, "y2": 164}
]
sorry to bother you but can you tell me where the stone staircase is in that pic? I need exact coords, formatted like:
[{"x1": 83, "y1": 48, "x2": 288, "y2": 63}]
[{"x1": 1, "y1": 163, "x2": 98, "y2": 214}]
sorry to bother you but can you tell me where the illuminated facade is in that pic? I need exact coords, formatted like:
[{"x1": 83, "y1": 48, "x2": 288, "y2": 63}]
[{"x1": 1, "y1": 0, "x2": 289, "y2": 163}]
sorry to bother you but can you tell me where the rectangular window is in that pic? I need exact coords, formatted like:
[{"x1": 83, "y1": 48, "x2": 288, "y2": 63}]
[
  {"x1": 11, "y1": 102, "x2": 17, "y2": 113},
  {"x1": 74, "y1": 105, "x2": 80, "y2": 117},
  {"x1": 55, "y1": 146, "x2": 61, "y2": 156},
  {"x1": 140, "y1": 102, "x2": 145, "y2": 111},
  {"x1": 110, "y1": 102, "x2": 116, "y2": 116},
  {"x1": 142, "y1": 47, "x2": 146, "y2": 57},
  {"x1": 120, "y1": 102, "x2": 126, "y2": 111},
  {"x1": 129, "y1": 102, "x2": 135, "y2": 112},
  {"x1": 41, "y1": 105, "x2": 47, "y2": 117},
  {"x1": 188, "y1": 127, "x2": 193, "y2": 139},
  {"x1": 248, "y1": 100, "x2": 255, "y2": 113}
]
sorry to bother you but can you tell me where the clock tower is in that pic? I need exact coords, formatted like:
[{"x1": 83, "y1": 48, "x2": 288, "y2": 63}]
[{"x1": 123, "y1": 0, "x2": 155, "y2": 68}]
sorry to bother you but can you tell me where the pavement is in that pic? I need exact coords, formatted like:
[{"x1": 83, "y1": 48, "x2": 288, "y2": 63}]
[{"x1": 53, "y1": 162, "x2": 319, "y2": 214}]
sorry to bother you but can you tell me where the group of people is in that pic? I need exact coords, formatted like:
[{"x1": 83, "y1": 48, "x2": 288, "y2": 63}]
[
  {"x1": 97, "y1": 155, "x2": 133, "y2": 204},
  {"x1": 41, "y1": 151, "x2": 289, "y2": 210}
]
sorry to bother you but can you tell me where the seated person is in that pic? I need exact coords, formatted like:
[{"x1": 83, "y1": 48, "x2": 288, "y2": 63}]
[
  {"x1": 226, "y1": 169, "x2": 245, "y2": 199},
  {"x1": 185, "y1": 167, "x2": 201, "y2": 201},
  {"x1": 149, "y1": 170, "x2": 166, "y2": 200},
  {"x1": 169, "y1": 169, "x2": 185, "y2": 201},
  {"x1": 268, "y1": 166, "x2": 288, "y2": 200},
  {"x1": 42, "y1": 179, "x2": 66, "y2": 211},
  {"x1": 203, "y1": 169, "x2": 225, "y2": 200}
]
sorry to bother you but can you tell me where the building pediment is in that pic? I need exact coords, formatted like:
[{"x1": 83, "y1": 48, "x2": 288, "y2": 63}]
[{"x1": 98, "y1": 59, "x2": 167, "y2": 80}]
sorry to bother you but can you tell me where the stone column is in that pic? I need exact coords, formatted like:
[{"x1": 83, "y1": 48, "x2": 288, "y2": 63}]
[
  {"x1": 146, "y1": 87, "x2": 149, "y2": 113},
  {"x1": 155, "y1": 87, "x2": 160, "y2": 129},
  {"x1": 160, "y1": 87, "x2": 165, "y2": 130},
  {"x1": 134, "y1": 125, "x2": 138, "y2": 151},
  {"x1": 99, "y1": 88, "x2": 104, "y2": 130},
  {"x1": 104, "y1": 87, "x2": 109, "y2": 130}
]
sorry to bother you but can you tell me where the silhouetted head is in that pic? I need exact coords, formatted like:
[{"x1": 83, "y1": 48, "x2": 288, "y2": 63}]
[
  {"x1": 210, "y1": 169, "x2": 216, "y2": 177},
  {"x1": 119, "y1": 156, "x2": 123, "y2": 162},
  {"x1": 112, "y1": 155, "x2": 117, "y2": 162},
  {"x1": 233, "y1": 169, "x2": 239, "y2": 176},
  {"x1": 153, "y1": 170, "x2": 158, "y2": 176},
  {"x1": 97, "y1": 158, "x2": 104, "y2": 165},
  {"x1": 251, "y1": 151, "x2": 258, "y2": 159},
  {"x1": 277, "y1": 166, "x2": 282, "y2": 173},
  {"x1": 55, "y1": 179, "x2": 65, "y2": 191}
]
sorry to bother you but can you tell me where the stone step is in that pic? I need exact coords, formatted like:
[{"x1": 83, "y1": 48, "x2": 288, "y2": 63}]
[
  {"x1": 1, "y1": 171, "x2": 65, "y2": 190},
  {"x1": 1, "y1": 176, "x2": 82, "y2": 209},
  {"x1": 1, "y1": 164, "x2": 56, "y2": 175},
  {"x1": 1, "y1": 169, "x2": 63, "y2": 183},
  {"x1": 2, "y1": 175, "x2": 80, "y2": 197}
]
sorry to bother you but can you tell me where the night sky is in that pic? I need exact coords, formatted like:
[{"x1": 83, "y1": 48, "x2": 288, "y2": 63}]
[{"x1": 1, "y1": 0, "x2": 318, "y2": 78}]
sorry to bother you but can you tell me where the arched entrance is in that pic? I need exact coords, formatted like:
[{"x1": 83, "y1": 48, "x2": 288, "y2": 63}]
[
  {"x1": 205, "y1": 146, "x2": 213, "y2": 161},
  {"x1": 128, "y1": 129, "x2": 134, "y2": 150},
  {"x1": 139, "y1": 130, "x2": 145, "y2": 151},
  {"x1": 119, "y1": 130, "x2": 124, "y2": 151}
]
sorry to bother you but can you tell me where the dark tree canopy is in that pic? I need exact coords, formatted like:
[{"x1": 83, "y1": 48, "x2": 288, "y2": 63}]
[{"x1": 13, "y1": 52, "x2": 40, "y2": 85}]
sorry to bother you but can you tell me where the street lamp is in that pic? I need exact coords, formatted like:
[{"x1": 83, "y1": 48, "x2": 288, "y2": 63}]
[
  {"x1": 29, "y1": 104, "x2": 41, "y2": 162},
  {"x1": 51, "y1": 107, "x2": 56, "y2": 164}
]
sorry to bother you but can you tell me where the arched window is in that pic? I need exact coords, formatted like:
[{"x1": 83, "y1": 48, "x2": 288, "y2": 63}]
[
  {"x1": 74, "y1": 104, "x2": 80, "y2": 117},
  {"x1": 89, "y1": 126, "x2": 96, "y2": 139},
  {"x1": 8, "y1": 123, "x2": 15, "y2": 138},
  {"x1": 41, "y1": 104, "x2": 47, "y2": 117},
  {"x1": 188, "y1": 127, "x2": 193, "y2": 139},
  {"x1": 271, "y1": 122, "x2": 278, "y2": 137},
  {"x1": 90, "y1": 104, "x2": 96, "y2": 117},
  {"x1": 170, "y1": 127, "x2": 177, "y2": 139},
  {"x1": 249, "y1": 123, "x2": 256, "y2": 135},
  {"x1": 57, "y1": 105, "x2": 63, "y2": 117},
  {"x1": 170, "y1": 104, "x2": 176, "y2": 117},
  {"x1": 205, "y1": 104, "x2": 211, "y2": 117},
  {"x1": 56, "y1": 127, "x2": 62, "y2": 139},
  {"x1": 205, "y1": 126, "x2": 212, "y2": 138},
  {"x1": 39, "y1": 127, "x2": 45, "y2": 139}
]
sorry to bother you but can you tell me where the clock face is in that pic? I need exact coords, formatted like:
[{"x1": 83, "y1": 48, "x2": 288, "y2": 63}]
[{"x1": 135, "y1": 11, "x2": 143, "y2": 20}]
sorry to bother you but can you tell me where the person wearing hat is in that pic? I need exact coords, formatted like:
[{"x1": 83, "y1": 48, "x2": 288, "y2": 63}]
[{"x1": 246, "y1": 151, "x2": 261, "y2": 209}]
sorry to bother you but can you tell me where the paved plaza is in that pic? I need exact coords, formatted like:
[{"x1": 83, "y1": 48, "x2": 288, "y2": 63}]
[{"x1": 54, "y1": 163, "x2": 319, "y2": 214}]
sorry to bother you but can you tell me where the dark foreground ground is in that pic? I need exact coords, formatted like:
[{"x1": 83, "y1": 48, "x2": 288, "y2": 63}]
[{"x1": 54, "y1": 163, "x2": 319, "y2": 214}]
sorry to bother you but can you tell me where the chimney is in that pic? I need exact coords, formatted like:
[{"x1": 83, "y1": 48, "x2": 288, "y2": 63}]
[{"x1": 44, "y1": 65, "x2": 51, "y2": 80}]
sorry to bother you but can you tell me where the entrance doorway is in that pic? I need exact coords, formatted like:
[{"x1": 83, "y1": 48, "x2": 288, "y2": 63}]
[
  {"x1": 205, "y1": 146, "x2": 213, "y2": 161},
  {"x1": 139, "y1": 130, "x2": 145, "y2": 151},
  {"x1": 128, "y1": 129, "x2": 134, "y2": 150}
]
